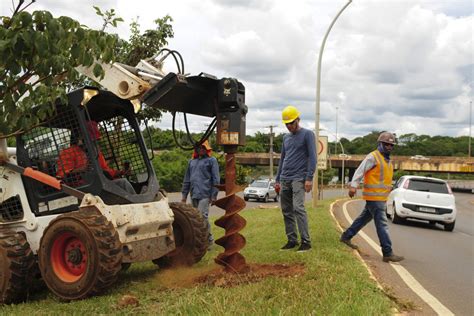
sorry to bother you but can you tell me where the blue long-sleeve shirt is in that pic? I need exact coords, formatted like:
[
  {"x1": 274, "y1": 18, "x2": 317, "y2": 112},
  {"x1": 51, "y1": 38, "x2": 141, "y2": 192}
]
[
  {"x1": 182, "y1": 155, "x2": 220, "y2": 200},
  {"x1": 276, "y1": 127, "x2": 317, "y2": 182}
]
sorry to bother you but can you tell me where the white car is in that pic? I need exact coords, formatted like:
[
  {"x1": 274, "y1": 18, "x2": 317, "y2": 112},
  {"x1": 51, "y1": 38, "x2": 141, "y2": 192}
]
[
  {"x1": 386, "y1": 176, "x2": 457, "y2": 231},
  {"x1": 243, "y1": 180, "x2": 279, "y2": 202}
]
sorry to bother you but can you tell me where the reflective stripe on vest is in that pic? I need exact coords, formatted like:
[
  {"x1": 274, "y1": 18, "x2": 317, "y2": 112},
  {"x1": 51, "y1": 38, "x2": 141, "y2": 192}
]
[{"x1": 362, "y1": 150, "x2": 393, "y2": 201}]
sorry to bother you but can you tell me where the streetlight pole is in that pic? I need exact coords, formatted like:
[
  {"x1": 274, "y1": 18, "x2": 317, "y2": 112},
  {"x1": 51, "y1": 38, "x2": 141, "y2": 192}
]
[
  {"x1": 335, "y1": 106, "x2": 339, "y2": 155},
  {"x1": 313, "y1": 0, "x2": 352, "y2": 207}
]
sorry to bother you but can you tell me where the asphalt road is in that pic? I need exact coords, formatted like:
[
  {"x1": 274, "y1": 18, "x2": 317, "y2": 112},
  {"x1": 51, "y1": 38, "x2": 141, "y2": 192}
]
[{"x1": 340, "y1": 192, "x2": 473, "y2": 315}]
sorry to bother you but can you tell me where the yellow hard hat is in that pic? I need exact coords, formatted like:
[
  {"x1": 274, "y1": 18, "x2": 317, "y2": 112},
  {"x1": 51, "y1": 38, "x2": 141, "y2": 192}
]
[{"x1": 282, "y1": 105, "x2": 300, "y2": 124}]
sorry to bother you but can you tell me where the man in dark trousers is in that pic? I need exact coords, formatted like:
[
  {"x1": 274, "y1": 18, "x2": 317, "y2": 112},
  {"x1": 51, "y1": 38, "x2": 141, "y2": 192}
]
[
  {"x1": 275, "y1": 105, "x2": 317, "y2": 252},
  {"x1": 181, "y1": 140, "x2": 220, "y2": 249},
  {"x1": 340, "y1": 132, "x2": 404, "y2": 262}
]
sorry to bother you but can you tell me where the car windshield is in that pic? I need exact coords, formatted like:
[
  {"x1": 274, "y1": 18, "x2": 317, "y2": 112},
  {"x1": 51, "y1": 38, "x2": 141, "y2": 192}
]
[
  {"x1": 250, "y1": 181, "x2": 268, "y2": 188},
  {"x1": 407, "y1": 179, "x2": 449, "y2": 194}
]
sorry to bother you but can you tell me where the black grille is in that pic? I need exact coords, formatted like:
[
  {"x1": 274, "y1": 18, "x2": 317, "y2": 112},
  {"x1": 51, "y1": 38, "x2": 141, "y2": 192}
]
[
  {"x1": 22, "y1": 105, "x2": 88, "y2": 193},
  {"x1": 97, "y1": 118, "x2": 148, "y2": 183},
  {"x1": 0, "y1": 195, "x2": 24, "y2": 221}
]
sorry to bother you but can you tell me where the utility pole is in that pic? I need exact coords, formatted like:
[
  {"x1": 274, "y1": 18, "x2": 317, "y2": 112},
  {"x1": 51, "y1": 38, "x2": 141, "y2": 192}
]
[
  {"x1": 469, "y1": 101, "x2": 472, "y2": 158},
  {"x1": 268, "y1": 125, "x2": 277, "y2": 179}
]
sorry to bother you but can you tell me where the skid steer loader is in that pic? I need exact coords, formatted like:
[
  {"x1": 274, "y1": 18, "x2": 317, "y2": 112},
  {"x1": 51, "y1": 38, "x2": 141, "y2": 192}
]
[{"x1": 0, "y1": 49, "x2": 247, "y2": 302}]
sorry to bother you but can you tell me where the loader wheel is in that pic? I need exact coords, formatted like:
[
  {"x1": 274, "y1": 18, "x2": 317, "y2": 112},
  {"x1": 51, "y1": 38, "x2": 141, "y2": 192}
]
[
  {"x1": 0, "y1": 230, "x2": 34, "y2": 304},
  {"x1": 38, "y1": 208, "x2": 122, "y2": 301},
  {"x1": 153, "y1": 202, "x2": 207, "y2": 268}
]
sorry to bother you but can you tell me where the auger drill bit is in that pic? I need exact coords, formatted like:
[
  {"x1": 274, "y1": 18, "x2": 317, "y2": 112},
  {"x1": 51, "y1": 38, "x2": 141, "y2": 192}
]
[{"x1": 214, "y1": 150, "x2": 248, "y2": 273}]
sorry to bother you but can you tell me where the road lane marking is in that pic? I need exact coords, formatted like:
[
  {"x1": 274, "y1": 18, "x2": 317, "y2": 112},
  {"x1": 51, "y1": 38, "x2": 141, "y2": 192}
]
[{"x1": 342, "y1": 200, "x2": 454, "y2": 316}]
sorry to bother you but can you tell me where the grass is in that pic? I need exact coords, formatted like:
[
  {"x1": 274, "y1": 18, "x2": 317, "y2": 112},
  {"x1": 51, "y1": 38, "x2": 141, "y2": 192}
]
[{"x1": 0, "y1": 199, "x2": 395, "y2": 315}]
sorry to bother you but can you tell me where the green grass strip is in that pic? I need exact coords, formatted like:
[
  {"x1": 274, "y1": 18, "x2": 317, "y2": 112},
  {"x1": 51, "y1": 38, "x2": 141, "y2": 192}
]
[{"x1": 1, "y1": 199, "x2": 394, "y2": 315}]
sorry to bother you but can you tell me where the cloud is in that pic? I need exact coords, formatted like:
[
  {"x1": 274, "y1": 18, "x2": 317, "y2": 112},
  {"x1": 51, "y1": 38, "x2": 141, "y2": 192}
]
[{"x1": 1, "y1": 0, "x2": 472, "y2": 140}]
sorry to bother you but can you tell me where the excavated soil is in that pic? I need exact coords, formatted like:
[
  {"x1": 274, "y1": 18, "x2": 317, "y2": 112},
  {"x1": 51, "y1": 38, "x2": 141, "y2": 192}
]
[
  {"x1": 155, "y1": 263, "x2": 306, "y2": 289},
  {"x1": 196, "y1": 263, "x2": 306, "y2": 287}
]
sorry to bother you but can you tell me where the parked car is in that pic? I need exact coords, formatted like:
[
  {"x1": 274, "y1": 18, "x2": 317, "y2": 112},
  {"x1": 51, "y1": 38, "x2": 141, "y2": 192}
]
[
  {"x1": 410, "y1": 155, "x2": 430, "y2": 160},
  {"x1": 386, "y1": 176, "x2": 457, "y2": 231},
  {"x1": 243, "y1": 179, "x2": 279, "y2": 202}
]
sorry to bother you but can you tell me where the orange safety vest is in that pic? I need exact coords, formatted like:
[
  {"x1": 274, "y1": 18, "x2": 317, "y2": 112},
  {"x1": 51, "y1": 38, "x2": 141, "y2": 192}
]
[{"x1": 362, "y1": 150, "x2": 393, "y2": 201}]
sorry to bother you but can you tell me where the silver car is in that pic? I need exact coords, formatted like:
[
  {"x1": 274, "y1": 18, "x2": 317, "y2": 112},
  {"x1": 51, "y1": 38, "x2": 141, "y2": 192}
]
[{"x1": 243, "y1": 180, "x2": 279, "y2": 202}]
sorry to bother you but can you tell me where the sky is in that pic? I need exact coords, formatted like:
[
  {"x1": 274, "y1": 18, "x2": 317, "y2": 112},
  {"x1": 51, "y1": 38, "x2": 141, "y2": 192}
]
[{"x1": 1, "y1": 0, "x2": 473, "y2": 141}]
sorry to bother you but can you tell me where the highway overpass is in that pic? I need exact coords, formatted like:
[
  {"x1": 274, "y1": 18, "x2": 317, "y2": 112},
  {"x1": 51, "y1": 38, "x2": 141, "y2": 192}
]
[{"x1": 234, "y1": 152, "x2": 474, "y2": 174}]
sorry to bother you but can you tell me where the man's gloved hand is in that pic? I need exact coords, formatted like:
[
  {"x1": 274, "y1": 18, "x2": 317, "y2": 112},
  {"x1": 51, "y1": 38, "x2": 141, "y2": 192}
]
[
  {"x1": 348, "y1": 187, "x2": 357, "y2": 198},
  {"x1": 274, "y1": 182, "x2": 281, "y2": 193}
]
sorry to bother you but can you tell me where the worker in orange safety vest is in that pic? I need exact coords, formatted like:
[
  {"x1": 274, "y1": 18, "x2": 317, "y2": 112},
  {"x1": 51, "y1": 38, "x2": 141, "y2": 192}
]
[{"x1": 339, "y1": 132, "x2": 404, "y2": 263}]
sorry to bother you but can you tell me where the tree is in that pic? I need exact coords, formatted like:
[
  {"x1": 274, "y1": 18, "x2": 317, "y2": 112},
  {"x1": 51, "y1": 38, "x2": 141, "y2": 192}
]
[
  {"x1": 0, "y1": 1, "x2": 175, "y2": 138},
  {"x1": 116, "y1": 15, "x2": 174, "y2": 123},
  {"x1": 0, "y1": 1, "x2": 119, "y2": 137}
]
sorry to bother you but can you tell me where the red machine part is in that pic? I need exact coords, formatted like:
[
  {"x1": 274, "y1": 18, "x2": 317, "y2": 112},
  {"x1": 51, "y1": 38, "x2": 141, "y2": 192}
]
[{"x1": 214, "y1": 152, "x2": 248, "y2": 273}]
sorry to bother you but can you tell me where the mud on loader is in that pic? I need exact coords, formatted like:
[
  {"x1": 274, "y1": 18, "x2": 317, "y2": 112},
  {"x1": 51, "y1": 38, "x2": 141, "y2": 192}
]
[{"x1": 0, "y1": 50, "x2": 247, "y2": 302}]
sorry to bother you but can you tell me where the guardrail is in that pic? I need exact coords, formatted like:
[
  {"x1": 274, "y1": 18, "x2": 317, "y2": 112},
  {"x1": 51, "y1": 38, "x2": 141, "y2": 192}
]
[{"x1": 447, "y1": 180, "x2": 474, "y2": 193}]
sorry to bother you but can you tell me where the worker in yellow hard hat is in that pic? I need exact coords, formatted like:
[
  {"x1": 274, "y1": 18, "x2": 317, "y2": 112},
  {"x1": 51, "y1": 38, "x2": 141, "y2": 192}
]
[
  {"x1": 275, "y1": 105, "x2": 317, "y2": 252},
  {"x1": 182, "y1": 140, "x2": 219, "y2": 249}
]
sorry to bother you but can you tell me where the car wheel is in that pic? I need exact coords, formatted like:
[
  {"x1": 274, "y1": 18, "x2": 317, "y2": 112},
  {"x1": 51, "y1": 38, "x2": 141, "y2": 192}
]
[
  {"x1": 244, "y1": 197, "x2": 249, "y2": 201},
  {"x1": 444, "y1": 221, "x2": 455, "y2": 232},
  {"x1": 264, "y1": 194, "x2": 269, "y2": 203},
  {"x1": 386, "y1": 205, "x2": 391, "y2": 219},
  {"x1": 391, "y1": 204, "x2": 403, "y2": 224}
]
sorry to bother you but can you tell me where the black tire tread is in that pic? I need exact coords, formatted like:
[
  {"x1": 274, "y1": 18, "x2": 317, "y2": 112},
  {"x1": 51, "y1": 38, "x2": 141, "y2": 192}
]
[
  {"x1": 444, "y1": 221, "x2": 455, "y2": 232},
  {"x1": 39, "y1": 208, "x2": 122, "y2": 300},
  {"x1": 153, "y1": 202, "x2": 207, "y2": 267},
  {"x1": 0, "y1": 230, "x2": 34, "y2": 304}
]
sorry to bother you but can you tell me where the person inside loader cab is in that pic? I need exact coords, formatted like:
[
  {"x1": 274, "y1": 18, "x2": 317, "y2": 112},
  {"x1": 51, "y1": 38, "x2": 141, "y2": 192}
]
[
  {"x1": 181, "y1": 140, "x2": 220, "y2": 249},
  {"x1": 56, "y1": 121, "x2": 136, "y2": 194}
]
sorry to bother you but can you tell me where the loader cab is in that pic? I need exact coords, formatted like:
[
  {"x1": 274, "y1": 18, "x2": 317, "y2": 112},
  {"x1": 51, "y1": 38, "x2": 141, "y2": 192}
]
[{"x1": 16, "y1": 88, "x2": 159, "y2": 216}]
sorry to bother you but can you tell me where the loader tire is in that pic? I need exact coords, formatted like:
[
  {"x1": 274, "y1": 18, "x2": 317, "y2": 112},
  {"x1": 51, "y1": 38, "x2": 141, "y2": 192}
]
[
  {"x1": 0, "y1": 230, "x2": 34, "y2": 304},
  {"x1": 153, "y1": 202, "x2": 207, "y2": 268},
  {"x1": 38, "y1": 208, "x2": 122, "y2": 301}
]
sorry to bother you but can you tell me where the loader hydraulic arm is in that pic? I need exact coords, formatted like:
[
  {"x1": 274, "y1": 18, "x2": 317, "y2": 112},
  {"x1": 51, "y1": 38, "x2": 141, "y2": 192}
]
[{"x1": 76, "y1": 49, "x2": 247, "y2": 149}]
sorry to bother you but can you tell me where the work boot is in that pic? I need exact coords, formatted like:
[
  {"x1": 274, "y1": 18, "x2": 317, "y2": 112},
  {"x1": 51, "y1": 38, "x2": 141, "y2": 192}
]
[
  {"x1": 296, "y1": 242, "x2": 312, "y2": 252},
  {"x1": 382, "y1": 254, "x2": 405, "y2": 263},
  {"x1": 280, "y1": 241, "x2": 298, "y2": 250},
  {"x1": 340, "y1": 237, "x2": 359, "y2": 250}
]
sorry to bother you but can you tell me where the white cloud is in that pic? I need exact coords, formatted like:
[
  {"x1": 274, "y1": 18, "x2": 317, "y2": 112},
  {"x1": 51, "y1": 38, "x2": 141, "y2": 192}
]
[{"x1": 1, "y1": 0, "x2": 472, "y2": 140}]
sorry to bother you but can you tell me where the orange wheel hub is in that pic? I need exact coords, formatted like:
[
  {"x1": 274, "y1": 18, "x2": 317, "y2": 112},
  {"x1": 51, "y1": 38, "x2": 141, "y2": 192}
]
[{"x1": 50, "y1": 232, "x2": 88, "y2": 282}]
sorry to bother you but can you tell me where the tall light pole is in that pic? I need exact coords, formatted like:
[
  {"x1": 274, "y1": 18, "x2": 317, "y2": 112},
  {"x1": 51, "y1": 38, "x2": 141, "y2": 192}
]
[
  {"x1": 335, "y1": 106, "x2": 339, "y2": 155},
  {"x1": 313, "y1": 0, "x2": 352, "y2": 207}
]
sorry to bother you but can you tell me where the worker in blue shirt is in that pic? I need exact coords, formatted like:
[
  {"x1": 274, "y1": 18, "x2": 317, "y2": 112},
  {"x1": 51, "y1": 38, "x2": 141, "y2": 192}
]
[
  {"x1": 275, "y1": 105, "x2": 317, "y2": 252},
  {"x1": 181, "y1": 141, "x2": 220, "y2": 248}
]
